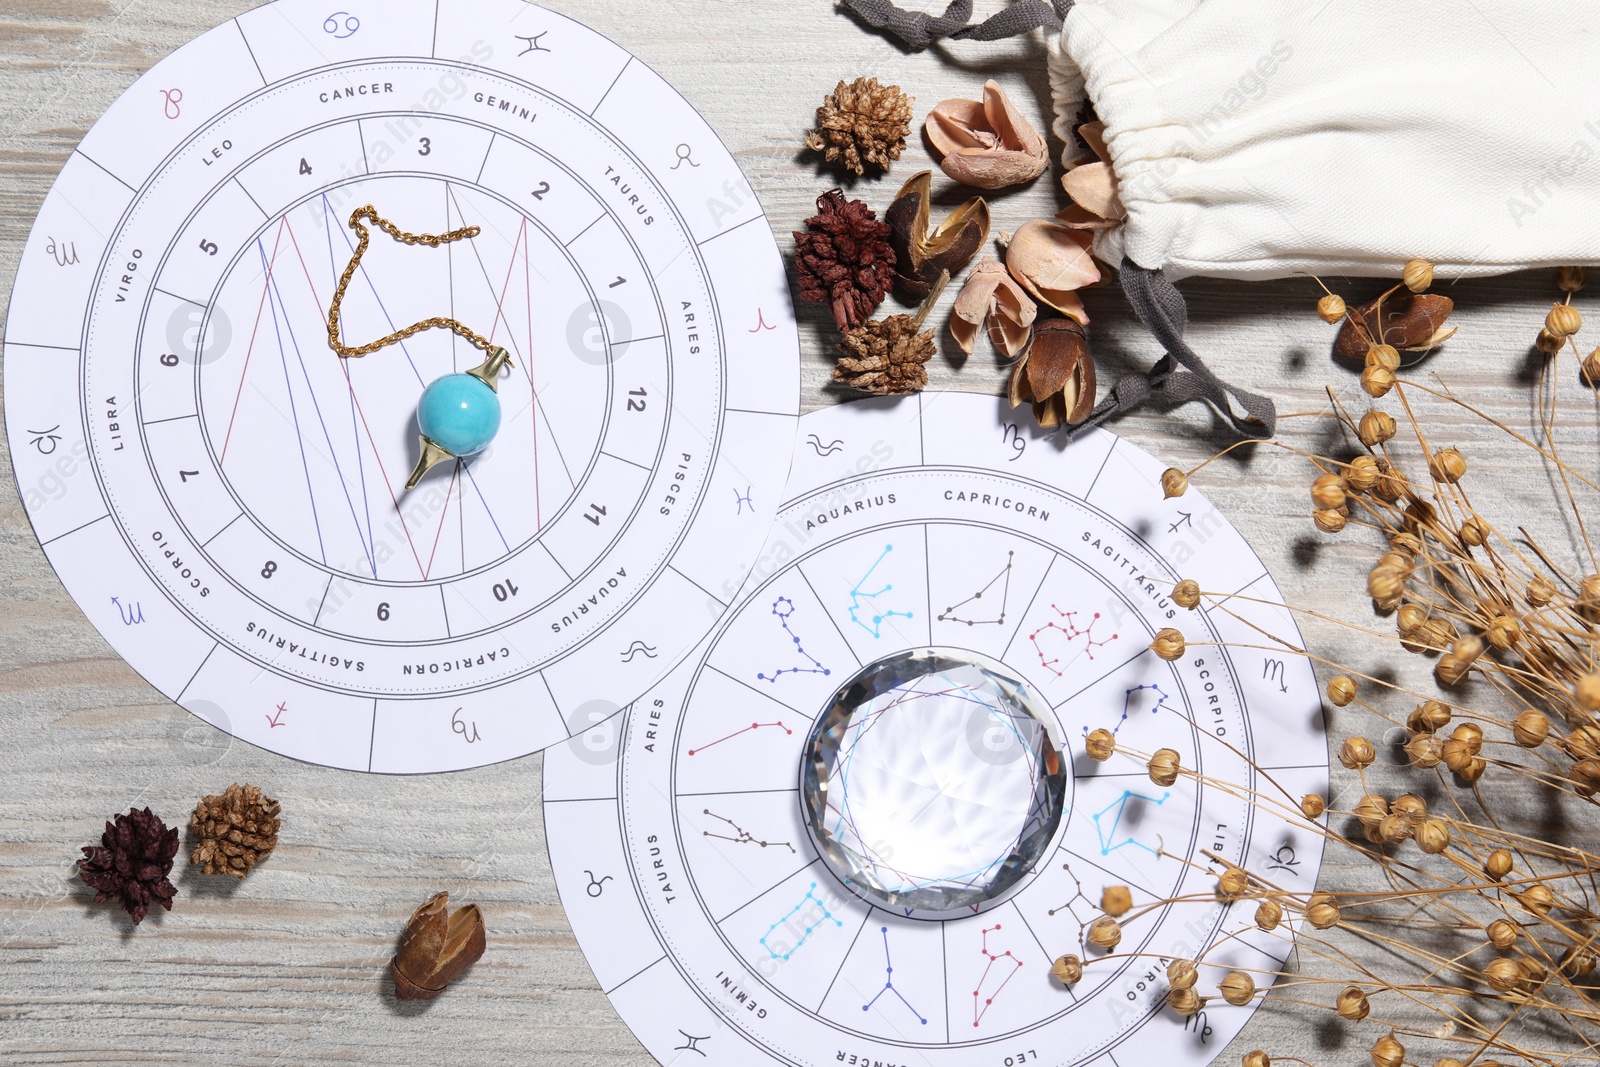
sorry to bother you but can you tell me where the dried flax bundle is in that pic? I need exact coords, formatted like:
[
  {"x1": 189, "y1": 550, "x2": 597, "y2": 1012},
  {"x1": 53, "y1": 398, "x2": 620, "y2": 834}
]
[{"x1": 1058, "y1": 263, "x2": 1600, "y2": 1067}]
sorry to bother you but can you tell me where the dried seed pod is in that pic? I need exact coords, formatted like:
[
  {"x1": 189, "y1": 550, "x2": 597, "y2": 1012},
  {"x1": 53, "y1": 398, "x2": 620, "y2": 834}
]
[
  {"x1": 1300, "y1": 793, "x2": 1326, "y2": 819},
  {"x1": 1373, "y1": 460, "x2": 1408, "y2": 502},
  {"x1": 886, "y1": 171, "x2": 991, "y2": 302},
  {"x1": 1512, "y1": 709, "x2": 1550, "y2": 747},
  {"x1": 1336, "y1": 986, "x2": 1371, "y2": 1021},
  {"x1": 1166, "y1": 986, "x2": 1203, "y2": 1016},
  {"x1": 1242, "y1": 1051, "x2": 1271, "y2": 1067},
  {"x1": 1484, "y1": 614, "x2": 1521, "y2": 650},
  {"x1": 1150, "y1": 628, "x2": 1185, "y2": 662},
  {"x1": 1326, "y1": 675, "x2": 1358, "y2": 708},
  {"x1": 1436, "y1": 649, "x2": 1474, "y2": 687},
  {"x1": 805, "y1": 77, "x2": 912, "y2": 176},
  {"x1": 1405, "y1": 733, "x2": 1443, "y2": 768},
  {"x1": 1100, "y1": 885, "x2": 1132, "y2": 918},
  {"x1": 1428, "y1": 447, "x2": 1468, "y2": 484},
  {"x1": 1436, "y1": 1059, "x2": 1467, "y2": 1067},
  {"x1": 1396, "y1": 603, "x2": 1428, "y2": 638},
  {"x1": 1517, "y1": 883, "x2": 1555, "y2": 916},
  {"x1": 1561, "y1": 945, "x2": 1597, "y2": 978},
  {"x1": 1358, "y1": 409, "x2": 1397, "y2": 446},
  {"x1": 1168, "y1": 958, "x2": 1199, "y2": 989},
  {"x1": 1219, "y1": 970, "x2": 1255, "y2": 1006},
  {"x1": 1377, "y1": 813, "x2": 1411, "y2": 845},
  {"x1": 1354, "y1": 794, "x2": 1389, "y2": 828},
  {"x1": 950, "y1": 257, "x2": 1034, "y2": 357},
  {"x1": 1411, "y1": 699, "x2": 1452, "y2": 733},
  {"x1": 390, "y1": 891, "x2": 487, "y2": 1001},
  {"x1": 1403, "y1": 258, "x2": 1434, "y2": 293},
  {"x1": 1486, "y1": 918, "x2": 1519, "y2": 949},
  {"x1": 1571, "y1": 758, "x2": 1600, "y2": 796},
  {"x1": 1483, "y1": 956, "x2": 1527, "y2": 993},
  {"x1": 1345, "y1": 455, "x2": 1379, "y2": 491},
  {"x1": 1535, "y1": 326, "x2": 1564, "y2": 354},
  {"x1": 1453, "y1": 721, "x2": 1484, "y2": 747},
  {"x1": 1392, "y1": 793, "x2": 1426, "y2": 824},
  {"x1": 1085, "y1": 728, "x2": 1115, "y2": 762},
  {"x1": 1005, "y1": 219, "x2": 1099, "y2": 319},
  {"x1": 1485, "y1": 849, "x2": 1514, "y2": 881},
  {"x1": 925, "y1": 80, "x2": 1049, "y2": 190},
  {"x1": 1564, "y1": 724, "x2": 1600, "y2": 759},
  {"x1": 1459, "y1": 515, "x2": 1489, "y2": 547},
  {"x1": 1173, "y1": 579, "x2": 1201, "y2": 610},
  {"x1": 1520, "y1": 957, "x2": 1548, "y2": 986},
  {"x1": 1546, "y1": 301, "x2": 1583, "y2": 338},
  {"x1": 1368, "y1": 565, "x2": 1406, "y2": 610},
  {"x1": 1335, "y1": 292, "x2": 1456, "y2": 358},
  {"x1": 1255, "y1": 898, "x2": 1284, "y2": 931},
  {"x1": 1051, "y1": 953, "x2": 1083, "y2": 984},
  {"x1": 1148, "y1": 748, "x2": 1181, "y2": 787},
  {"x1": 1313, "y1": 508, "x2": 1348, "y2": 534},
  {"x1": 1361, "y1": 363, "x2": 1396, "y2": 397},
  {"x1": 1457, "y1": 755, "x2": 1488, "y2": 783},
  {"x1": 1575, "y1": 673, "x2": 1600, "y2": 712},
  {"x1": 1559, "y1": 265, "x2": 1588, "y2": 292},
  {"x1": 1366, "y1": 343, "x2": 1401, "y2": 372},
  {"x1": 1009, "y1": 317, "x2": 1096, "y2": 428},
  {"x1": 1416, "y1": 818, "x2": 1451, "y2": 854},
  {"x1": 1307, "y1": 892, "x2": 1341, "y2": 929},
  {"x1": 1583, "y1": 346, "x2": 1600, "y2": 387},
  {"x1": 1317, "y1": 294, "x2": 1346, "y2": 323},
  {"x1": 1062, "y1": 161, "x2": 1126, "y2": 220},
  {"x1": 1527, "y1": 574, "x2": 1557, "y2": 606},
  {"x1": 1087, "y1": 915, "x2": 1122, "y2": 950},
  {"x1": 1419, "y1": 617, "x2": 1457, "y2": 652},
  {"x1": 1217, "y1": 866, "x2": 1250, "y2": 899},
  {"x1": 1310, "y1": 473, "x2": 1347, "y2": 510},
  {"x1": 1339, "y1": 736, "x2": 1375, "y2": 769},
  {"x1": 1160, "y1": 468, "x2": 1191, "y2": 501},
  {"x1": 1369, "y1": 1034, "x2": 1405, "y2": 1067}
]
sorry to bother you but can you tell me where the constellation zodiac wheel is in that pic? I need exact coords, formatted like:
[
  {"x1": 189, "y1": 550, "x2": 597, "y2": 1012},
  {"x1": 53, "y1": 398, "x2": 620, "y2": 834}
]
[
  {"x1": 3, "y1": 0, "x2": 799, "y2": 771},
  {"x1": 543, "y1": 393, "x2": 1329, "y2": 1066}
]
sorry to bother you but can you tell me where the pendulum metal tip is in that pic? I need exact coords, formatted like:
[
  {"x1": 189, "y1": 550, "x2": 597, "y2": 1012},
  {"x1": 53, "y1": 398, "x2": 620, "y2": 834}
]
[
  {"x1": 405, "y1": 436, "x2": 455, "y2": 492},
  {"x1": 466, "y1": 346, "x2": 513, "y2": 390}
]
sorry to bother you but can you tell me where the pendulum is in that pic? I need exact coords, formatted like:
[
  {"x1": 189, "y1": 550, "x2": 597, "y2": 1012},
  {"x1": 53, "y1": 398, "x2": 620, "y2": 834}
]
[
  {"x1": 324, "y1": 205, "x2": 517, "y2": 493},
  {"x1": 408, "y1": 346, "x2": 512, "y2": 490}
]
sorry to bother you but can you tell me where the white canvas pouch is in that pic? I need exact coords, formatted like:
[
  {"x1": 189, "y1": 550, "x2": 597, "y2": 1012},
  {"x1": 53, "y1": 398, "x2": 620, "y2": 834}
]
[{"x1": 840, "y1": 0, "x2": 1600, "y2": 435}]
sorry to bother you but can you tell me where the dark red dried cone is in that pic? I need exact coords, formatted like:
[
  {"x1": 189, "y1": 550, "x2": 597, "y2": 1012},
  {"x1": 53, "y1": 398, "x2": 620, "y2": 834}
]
[
  {"x1": 76, "y1": 807, "x2": 179, "y2": 925},
  {"x1": 794, "y1": 189, "x2": 896, "y2": 332}
]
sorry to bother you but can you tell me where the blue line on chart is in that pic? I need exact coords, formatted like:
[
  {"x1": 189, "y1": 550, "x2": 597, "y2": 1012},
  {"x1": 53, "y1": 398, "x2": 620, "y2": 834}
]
[
  {"x1": 846, "y1": 545, "x2": 913, "y2": 638},
  {"x1": 759, "y1": 882, "x2": 843, "y2": 961},
  {"x1": 1093, "y1": 790, "x2": 1172, "y2": 858},
  {"x1": 756, "y1": 596, "x2": 830, "y2": 682},
  {"x1": 862, "y1": 926, "x2": 927, "y2": 1024},
  {"x1": 1084, "y1": 683, "x2": 1173, "y2": 739},
  {"x1": 324, "y1": 212, "x2": 379, "y2": 572},
  {"x1": 258, "y1": 239, "x2": 330, "y2": 566}
]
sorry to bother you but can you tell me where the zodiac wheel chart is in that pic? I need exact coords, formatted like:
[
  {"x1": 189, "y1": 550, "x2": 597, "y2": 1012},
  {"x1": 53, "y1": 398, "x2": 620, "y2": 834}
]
[
  {"x1": 3, "y1": 0, "x2": 800, "y2": 771},
  {"x1": 544, "y1": 393, "x2": 1330, "y2": 1066}
]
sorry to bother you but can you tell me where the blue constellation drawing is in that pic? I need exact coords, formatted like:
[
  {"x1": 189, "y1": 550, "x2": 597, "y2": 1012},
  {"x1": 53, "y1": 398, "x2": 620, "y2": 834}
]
[
  {"x1": 846, "y1": 544, "x2": 913, "y2": 638},
  {"x1": 756, "y1": 597, "x2": 830, "y2": 682},
  {"x1": 1093, "y1": 790, "x2": 1172, "y2": 858},
  {"x1": 862, "y1": 927, "x2": 927, "y2": 1025},
  {"x1": 1083, "y1": 683, "x2": 1172, "y2": 739},
  {"x1": 759, "y1": 882, "x2": 843, "y2": 961}
]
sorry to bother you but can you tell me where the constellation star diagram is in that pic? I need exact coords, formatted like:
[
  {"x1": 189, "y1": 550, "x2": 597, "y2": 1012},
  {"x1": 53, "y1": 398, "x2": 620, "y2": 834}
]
[
  {"x1": 1084, "y1": 682, "x2": 1172, "y2": 740},
  {"x1": 938, "y1": 551, "x2": 1013, "y2": 626},
  {"x1": 760, "y1": 882, "x2": 842, "y2": 961},
  {"x1": 686, "y1": 720, "x2": 792, "y2": 756},
  {"x1": 862, "y1": 927, "x2": 927, "y2": 1024},
  {"x1": 755, "y1": 596, "x2": 829, "y2": 682},
  {"x1": 1094, "y1": 790, "x2": 1172, "y2": 857},
  {"x1": 846, "y1": 544, "x2": 913, "y2": 638},
  {"x1": 972, "y1": 924, "x2": 1024, "y2": 1027},
  {"x1": 701, "y1": 808, "x2": 795, "y2": 853},
  {"x1": 1029, "y1": 606, "x2": 1118, "y2": 675}
]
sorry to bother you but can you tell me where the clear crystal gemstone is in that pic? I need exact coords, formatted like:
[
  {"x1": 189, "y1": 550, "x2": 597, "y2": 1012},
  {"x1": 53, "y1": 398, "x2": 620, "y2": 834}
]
[{"x1": 801, "y1": 648, "x2": 1068, "y2": 912}]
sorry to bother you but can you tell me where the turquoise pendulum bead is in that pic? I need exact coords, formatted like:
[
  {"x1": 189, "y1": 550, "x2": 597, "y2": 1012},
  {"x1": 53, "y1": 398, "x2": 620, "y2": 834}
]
[{"x1": 405, "y1": 347, "x2": 513, "y2": 491}]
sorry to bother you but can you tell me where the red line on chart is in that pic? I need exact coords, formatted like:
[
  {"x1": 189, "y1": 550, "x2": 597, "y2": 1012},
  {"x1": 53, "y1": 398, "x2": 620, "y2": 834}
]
[
  {"x1": 521, "y1": 215, "x2": 541, "y2": 530},
  {"x1": 972, "y1": 924, "x2": 1024, "y2": 1028},
  {"x1": 220, "y1": 217, "x2": 287, "y2": 466},
  {"x1": 687, "y1": 721, "x2": 792, "y2": 756},
  {"x1": 422, "y1": 462, "x2": 462, "y2": 579}
]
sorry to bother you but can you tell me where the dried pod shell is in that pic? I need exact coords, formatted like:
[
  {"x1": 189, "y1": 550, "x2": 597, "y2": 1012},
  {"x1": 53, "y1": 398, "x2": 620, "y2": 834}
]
[
  {"x1": 1339, "y1": 736, "x2": 1375, "y2": 769},
  {"x1": 1327, "y1": 675, "x2": 1358, "y2": 708},
  {"x1": 1370, "y1": 1034, "x2": 1405, "y2": 1067},
  {"x1": 1219, "y1": 970, "x2": 1255, "y2": 1007},
  {"x1": 1353, "y1": 793, "x2": 1388, "y2": 829},
  {"x1": 1008, "y1": 318, "x2": 1096, "y2": 428},
  {"x1": 1513, "y1": 709, "x2": 1550, "y2": 747},
  {"x1": 1403, "y1": 258, "x2": 1434, "y2": 293},
  {"x1": 1254, "y1": 898, "x2": 1283, "y2": 931},
  {"x1": 1415, "y1": 818, "x2": 1451, "y2": 854},
  {"x1": 1346, "y1": 455, "x2": 1380, "y2": 491},
  {"x1": 1161, "y1": 468, "x2": 1188, "y2": 499},
  {"x1": 1358, "y1": 409, "x2": 1397, "y2": 446},
  {"x1": 1085, "y1": 728, "x2": 1115, "y2": 762},
  {"x1": 1217, "y1": 866, "x2": 1250, "y2": 899},
  {"x1": 1317, "y1": 294, "x2": 1346, "y2": 323},
  {"x1": 1313, "y1": 508, "x2": 1347, "y2": 534},
  {"x1": 1547, "y1": 301, "x2": 1583, "y2": 338},
  {"x1": 1100, "y1": 885, "x2": 1133, "y2": 917},
  {"x1": 1428, "y1": 447, "x2": 1467, "y2": 484},
  {"x1": 925, "y1": 80, "x2": 1049, "y2": 190},
  {"x1": 1307, "y1": 892, "x2": 1341, "y2": 929},
  {"x1": 1336, "y1": 986, "x2": 1370, "y2": 1021},
  {"x1": 1311, "y1": 473, "x2": 1347, "y2": 510},
  {"x1": 951, "y1": 258, "x2": 1034, "y2": 357},
  {"x1": 1168, "y1": 959, "x2": 1199, "y2": 989},
  {"x1": 1173, "y1": 579, "x2": 1201, "y2": 610},
  {"x1": 1051, "y1": 954, "x2": 1084, "y2": 984},
  {"x1": 1148, "y1": 747, "x2": 1181, "y2": 787},
  {"x1": 1559, "y1": 265, "x2": 1588, "y2": 292},
  {"x1": 1487, "y1": 918, "x2": 1519, "y2": 949},
  {"x1": 1361, "y1": 363, "x2": 1396, "y2": 397},
  {"x1": 1005, "y1": 220, "x2": 1099, "y2": 320},
  {"x1": 886, "y1": 171, "x2": 991, "y2": 301},
  {"x1": 1366, "y1": 343, "x2": 1401, "y2": 372},
  {"x1": 1334, "y1": 293, "x2": 1456, "y2": 359},
  {"x1": 1087, "y1": 915, "x2": 1122, "y2": 950},
  {"x1": 1300, "y1": 793, "x2": 1326, "y2": 819},
  {"x1": 1404, "y1": 733, "x2": 1443, "y2": 768},
  {"x1": 1483, "y1": 956, "x2": 1526, "y2": 993},
  {"x1": 1062, "y1": 161, "x2": 1126, "y2": 221},
  {"x1": 390, "y1": 891, "x2": 487, "y2": 1001},
  {"x1": 1165, "y1": 987, "x2": 1203, "y2": 1016},
  {"x1": 1484, "y1": 849, "x2": 1514, "y2": 881},
  {"x1": 1517, "y1": 883, "x2": 1555, "y2": 916},
  {"x1": 1150, "y1": 628, "x2": 1185, "y2": 662}
]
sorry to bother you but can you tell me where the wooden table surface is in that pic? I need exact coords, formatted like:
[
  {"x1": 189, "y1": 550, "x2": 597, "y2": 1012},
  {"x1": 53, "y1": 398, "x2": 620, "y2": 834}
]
[{"x1": 2, "y1": 2, "x2": 1594, "y2": 1064}]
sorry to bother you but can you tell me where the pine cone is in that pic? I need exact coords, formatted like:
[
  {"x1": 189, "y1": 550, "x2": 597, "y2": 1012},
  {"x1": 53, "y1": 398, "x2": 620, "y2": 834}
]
[
  {"x1": 191, "y1": 783, "x2": 281, "y2": 879},
  {"x1": 795, "y1": 190, "x2": 896, "y2": 332},
  {"x1": 805, "y1": 77, "x2": 912, "y2": 176},
  {"x1": 76, "y1": 807, "x2": 179, "y2": 925},
  {"x1": 834, "y1": 314, "x2": 936, "y2": 396}
]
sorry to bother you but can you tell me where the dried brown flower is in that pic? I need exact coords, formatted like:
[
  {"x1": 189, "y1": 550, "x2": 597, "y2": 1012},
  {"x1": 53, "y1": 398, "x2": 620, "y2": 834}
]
[
  {"x1": 805, "y1": 76, "x2": 912, "y2": 176},
  {"x1": 834, "y1": 314, "x2": 936, "y2": 395},
  {"x1": 925, "y1": 80, "x2": 1048, "y2": 189},
  {"x1": 190, "y1": 782, "x2": 281, "y2": 879},
  {"x1": 76, "y1": 807, "x2": 179, "y2": 926},
  {"x1": 795, "y1": 190, "x2": 896, "y2": 332}
]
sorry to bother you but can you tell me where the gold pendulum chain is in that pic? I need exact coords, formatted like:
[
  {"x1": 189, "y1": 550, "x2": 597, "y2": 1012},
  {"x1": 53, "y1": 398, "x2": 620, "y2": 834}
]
[{"x1": 326, "y1": 204, "x2": 502, "y2": 358}]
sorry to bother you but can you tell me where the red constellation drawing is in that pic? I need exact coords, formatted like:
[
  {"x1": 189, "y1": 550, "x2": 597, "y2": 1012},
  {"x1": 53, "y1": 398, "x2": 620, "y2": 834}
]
[
  {"x1": 972, "y1": 924, "x2": 1024, "y2": 1027},
  {"x1": 1028, "y1": 606, "x2": 1118, "y2": 675},
  {"x1": 686, "y1": 721, "x2": 792, "y2": 756}
]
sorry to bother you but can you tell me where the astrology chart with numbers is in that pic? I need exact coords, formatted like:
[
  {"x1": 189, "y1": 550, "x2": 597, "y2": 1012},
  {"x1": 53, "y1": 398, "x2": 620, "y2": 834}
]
[
  {"x1": 543, "y1": 394, "x2": 1329, "y2": 1067},
  {"x1": 2, "y1": 0, "x2": 799, "y2": 771}
]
